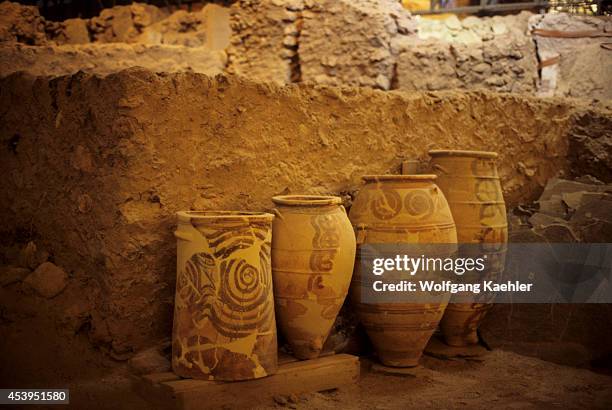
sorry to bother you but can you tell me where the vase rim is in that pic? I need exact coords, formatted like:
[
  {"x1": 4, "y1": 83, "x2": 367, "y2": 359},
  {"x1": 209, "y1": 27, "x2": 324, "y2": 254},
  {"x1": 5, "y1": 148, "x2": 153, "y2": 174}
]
[
  {"x1": 362, "y1": 174, "x2": 437, "y2": 182},
  {"x1": 177, "y1": 210, "x2": 274, "y2": 221},
  {"x1": 428, "y1": 149, "x2": 498, "y2": 159},
  {"x1": 272, "y1": 195, "x2": 342, "y2": 206}
]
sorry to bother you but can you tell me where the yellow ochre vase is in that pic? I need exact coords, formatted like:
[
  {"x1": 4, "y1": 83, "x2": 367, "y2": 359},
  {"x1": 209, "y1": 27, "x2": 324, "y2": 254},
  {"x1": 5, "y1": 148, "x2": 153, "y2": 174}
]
[
  {"x1": 429, "y1": 150, "x2": 508, "y2": 347},
  {"x1": 271, "y1": 195, "x2": 356, "y2": 360},
  {"x1": 349, "y1": 175, "x2": 458, "y2": 367}
]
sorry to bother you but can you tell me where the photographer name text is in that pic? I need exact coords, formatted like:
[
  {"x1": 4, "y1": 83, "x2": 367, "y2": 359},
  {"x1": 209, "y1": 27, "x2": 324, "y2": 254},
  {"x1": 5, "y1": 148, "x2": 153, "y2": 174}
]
[{"x1": 372, "y1": 280, "x2": 533, "y2": 294}]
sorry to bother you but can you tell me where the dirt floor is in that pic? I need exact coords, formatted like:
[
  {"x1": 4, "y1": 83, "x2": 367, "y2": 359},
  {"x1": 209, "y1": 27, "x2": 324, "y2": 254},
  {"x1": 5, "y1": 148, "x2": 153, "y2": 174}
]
[
  {"x1": 6, "y1": 348, "x2": 612, "y2": 409},
  {"x1": 3, "y1": 279, "x2": 611, "y2": 409},
  {"x1": 285, "y1": 352, "x2": 612, "y2": 410}
]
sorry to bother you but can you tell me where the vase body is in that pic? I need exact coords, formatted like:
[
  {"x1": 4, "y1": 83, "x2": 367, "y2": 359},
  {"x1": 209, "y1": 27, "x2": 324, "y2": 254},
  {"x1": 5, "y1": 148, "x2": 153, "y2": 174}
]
[
  {"x1": 349, "y1": 175, "x2": 457, "y2": 367},
  {"x1": 271, "y1": 195, "x2": 356, "y2": 359},
  {"x1": 172, "y1": 211, "x2": 277, "y2": 381},
  {"x1": 429, "y1": 150, "x2": 508, "y2": 346}
]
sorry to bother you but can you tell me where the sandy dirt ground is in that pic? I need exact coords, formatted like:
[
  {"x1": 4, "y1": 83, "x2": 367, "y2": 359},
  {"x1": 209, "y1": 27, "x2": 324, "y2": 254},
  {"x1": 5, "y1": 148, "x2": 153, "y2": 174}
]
[
  {"x1": 11, "y1": 351, "x2": 612, "y2": 409},
  {"x1": 3, "y1": 278, "x2": 611, "y2": 409},
  {"x1": 283, "y1": 352, "x2": 612, "y2": 410}
]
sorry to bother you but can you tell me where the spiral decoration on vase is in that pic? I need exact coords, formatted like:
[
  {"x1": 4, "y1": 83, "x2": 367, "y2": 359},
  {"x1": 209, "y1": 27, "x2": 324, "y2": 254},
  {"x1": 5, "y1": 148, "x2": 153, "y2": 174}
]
[
  {"x1": 370, "y1": 189, "x2": 402, "y2": 220},
  {"x1": 186, "y1": 222, "x2": 274, "y2": 338},
  {"x1": 403, "y1": 190, "x2": 435, "y2": 219}
]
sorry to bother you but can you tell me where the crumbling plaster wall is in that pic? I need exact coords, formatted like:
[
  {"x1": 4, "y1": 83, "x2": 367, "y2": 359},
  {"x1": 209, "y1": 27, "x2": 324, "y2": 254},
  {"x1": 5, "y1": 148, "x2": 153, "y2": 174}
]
[{"x1": 1, "y1": 69, "x2": 609, "y2": 355}]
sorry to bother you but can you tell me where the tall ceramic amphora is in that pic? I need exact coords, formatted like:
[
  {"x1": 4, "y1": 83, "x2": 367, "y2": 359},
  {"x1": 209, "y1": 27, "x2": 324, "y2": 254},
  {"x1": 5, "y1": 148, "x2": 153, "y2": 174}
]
[
  {"x1": 271, "y1": 195, "x2": 356, "y2": 359},
  {"x1": 429, "y1": 150, "x2": 508, "y2": 346},
  {"x1": 349, "y1": 175, "x2": 457, "y2": 367},
  {"x1": 172, "y1": 211, "x2": 277, "y2": 380}
]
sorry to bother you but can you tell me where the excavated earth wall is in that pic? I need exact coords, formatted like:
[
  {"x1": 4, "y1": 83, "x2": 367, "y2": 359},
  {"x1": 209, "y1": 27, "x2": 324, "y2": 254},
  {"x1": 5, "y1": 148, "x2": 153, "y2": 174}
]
[{"x1": 1, "y1": 68, "x2": 611, "y2": 355}]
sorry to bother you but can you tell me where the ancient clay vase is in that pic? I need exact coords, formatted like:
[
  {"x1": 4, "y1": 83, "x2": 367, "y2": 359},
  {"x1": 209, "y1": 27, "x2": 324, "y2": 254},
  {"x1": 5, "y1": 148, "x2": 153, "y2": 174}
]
[
  {"x1": 271, "y1": 195, "x2": 356, "y2": 359},
  {"x1": 429, "y1": 150, "x2": 508, "y2": 347},
  {"x1": 172, "y1": 211, "x2": 277, "y2": 381},
  {"x1": 349, "y1": 175, "x2": 458, "y2": 367}
]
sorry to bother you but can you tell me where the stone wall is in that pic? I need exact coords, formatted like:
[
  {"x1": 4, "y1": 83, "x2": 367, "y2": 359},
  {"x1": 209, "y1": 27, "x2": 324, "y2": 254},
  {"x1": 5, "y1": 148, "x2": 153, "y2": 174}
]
[
  {"x1": 395, "y1": 12, "x2": 537, "y2": 93},
  {"x1": 1, "y1": 1, "x2": 610, "y2": 99},
  {"x1": 299, "y1": 0, "x2": 416, "y2": 89},
  {"x1": 226, "y1": 0, "x2": 301, "y2": 85},
  {"x1": 1, "y1": 68, "x2": 610, "y2": 355}
]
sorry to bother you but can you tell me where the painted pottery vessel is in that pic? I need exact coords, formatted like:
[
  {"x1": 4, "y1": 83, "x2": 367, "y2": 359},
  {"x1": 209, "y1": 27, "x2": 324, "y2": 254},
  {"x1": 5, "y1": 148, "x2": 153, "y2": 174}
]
[
  {"x1": 429, "y1": 150, "x2": 508, "y2": 347},
  {"x1": 172, "y1": 211, "x2": 277, "y2": 380},
  {"x1": 271, "y1": 195, "x2": 356, "y2": 359},
  {"x1": 349, "y1": 175, "x2": 457, "y2": 367}
]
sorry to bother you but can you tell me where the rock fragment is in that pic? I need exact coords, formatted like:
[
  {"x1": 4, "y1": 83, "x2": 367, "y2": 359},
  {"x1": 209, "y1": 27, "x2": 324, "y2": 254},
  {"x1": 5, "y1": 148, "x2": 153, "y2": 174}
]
[
  {"x1": 514, "y1": 177, "x2": 612, "y2": 243},
  {"x1": 23, "y1": 262, "x2": 68, "y2": 298}
]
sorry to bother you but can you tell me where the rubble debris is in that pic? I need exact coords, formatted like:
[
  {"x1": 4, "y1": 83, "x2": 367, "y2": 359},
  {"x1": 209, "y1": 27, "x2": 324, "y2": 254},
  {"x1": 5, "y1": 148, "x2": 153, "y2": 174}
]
[
  {"x1": 0, "y1": 1, "x2": 47, "y2": 45},
  {"x1": 23, "y1": 261, "x2": 68, "y2": 298},
  {"x1": 88, "y1": 4, "x2": 167, "y2": 44},
  {"x1": 510, "y1": 177, "x2": 612, "y2": 243}
]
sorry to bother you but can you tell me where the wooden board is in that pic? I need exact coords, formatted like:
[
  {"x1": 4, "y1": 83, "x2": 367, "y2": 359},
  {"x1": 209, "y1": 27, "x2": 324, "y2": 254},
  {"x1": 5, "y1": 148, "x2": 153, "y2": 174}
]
[{"x1": 132, "y1": 354, "x2": 360, "y2": 410}]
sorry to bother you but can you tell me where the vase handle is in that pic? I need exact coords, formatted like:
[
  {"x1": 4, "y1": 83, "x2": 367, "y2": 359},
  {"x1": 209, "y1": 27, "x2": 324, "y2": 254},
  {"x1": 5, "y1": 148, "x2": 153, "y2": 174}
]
[{"x1": 271, "y1": 208, "x2": 284, "y2": 220}]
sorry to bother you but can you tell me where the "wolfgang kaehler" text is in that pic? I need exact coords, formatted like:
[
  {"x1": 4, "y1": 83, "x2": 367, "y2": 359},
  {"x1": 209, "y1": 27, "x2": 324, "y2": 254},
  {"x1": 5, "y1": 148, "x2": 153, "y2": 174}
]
[{"x1": 372, "y1": 280, "x2": 533, "y2": 294}]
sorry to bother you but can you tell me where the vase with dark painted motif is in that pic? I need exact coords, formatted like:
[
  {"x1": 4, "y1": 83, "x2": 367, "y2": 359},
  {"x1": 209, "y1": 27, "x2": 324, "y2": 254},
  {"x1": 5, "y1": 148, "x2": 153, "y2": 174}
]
[
  {"x1": 172, "y1": 211, "x2": 277, "y2": 381},
  {"x1": 349, "y1": 175, "x2": 457, "y2": 367},
  {"x1": 429, "y1": 150, "x2": 508, "y2": 347},
  {"x1": 271, "y1": 195, "x2": 356, "y2": 360}
]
